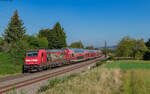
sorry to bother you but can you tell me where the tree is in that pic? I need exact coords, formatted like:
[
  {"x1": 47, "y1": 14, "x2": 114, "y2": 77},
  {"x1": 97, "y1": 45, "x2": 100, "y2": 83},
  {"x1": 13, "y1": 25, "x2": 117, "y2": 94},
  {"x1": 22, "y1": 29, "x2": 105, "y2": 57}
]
[
  {"x1": 85, "y1": 45, "x2": 94, "y2": 49},
  {"x1": 143, "y1": 38, "x2": 150, "y2": 60},
  {"x1": 133, "y1": 39, "x2": 147, "y2": 59},
  {"x1": 39, "y1": 22, "x2": 67, "y2": 49},
  {"x1": 70, "y1": 41, "x2": 84, "y2": 48},
  {"x1": 116, "y1": 36, "x2": 135, "y2": 57},
  {"x1": 52, "y1": 22, "x2": 67, "y2": 48},
  {"x1": 39, "y1": 29, "x2": 53, "y2": 48},
  {"x1": 3, "y1": 10, "x2": 26, "y2": 43},
  {"x1": 0, "y1": 38, "x2": 4, "y2": 52},
  {"x1": 38, "y1": 37, "x2": 48, "y2": 48},
  {"x1": 0, "y1": 38, "x2": 11, "y2": 52},
  {"x1": 95, "y1": 48, "x2": 99, "y2": 50},
  {"x1": 24, "y1": 35, "x2": 48, "y2": 49},
  {"x1": 9, "y1": 40, "x2": 29, "y2": 59},
  {"x1": 116, "y1": 36, "x2": 147, "y2": 59},
  {"x1": 143, "y1": 50, "x2": 150, "y2": 60},
  {"x1": 145, "y1": 38, "x2": 150, "y2": 50}
]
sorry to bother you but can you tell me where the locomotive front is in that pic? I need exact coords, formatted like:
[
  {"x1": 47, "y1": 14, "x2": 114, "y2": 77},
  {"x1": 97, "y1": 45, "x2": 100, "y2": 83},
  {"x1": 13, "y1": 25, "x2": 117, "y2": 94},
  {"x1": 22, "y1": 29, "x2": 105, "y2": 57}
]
[{"x1": 23, "y1": 50, "x2": 41, "y2": 73}]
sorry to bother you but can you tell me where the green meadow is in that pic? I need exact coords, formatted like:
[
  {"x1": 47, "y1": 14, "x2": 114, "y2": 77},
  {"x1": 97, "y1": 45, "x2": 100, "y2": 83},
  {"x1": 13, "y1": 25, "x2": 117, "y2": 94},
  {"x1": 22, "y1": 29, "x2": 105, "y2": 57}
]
[
  {"x1": 106, "y1": 61, "x2": 150, "y2": 69},
  {"x1": 106, "y1": 60, "x2": 150, "y2": 94}
]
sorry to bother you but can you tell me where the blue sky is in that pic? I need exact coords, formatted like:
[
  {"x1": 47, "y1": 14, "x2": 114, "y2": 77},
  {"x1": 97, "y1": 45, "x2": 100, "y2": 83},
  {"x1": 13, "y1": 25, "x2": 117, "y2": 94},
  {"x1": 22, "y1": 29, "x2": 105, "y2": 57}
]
[{"x1": 0, "y1": 0, "x2": 150, "y2": 47}]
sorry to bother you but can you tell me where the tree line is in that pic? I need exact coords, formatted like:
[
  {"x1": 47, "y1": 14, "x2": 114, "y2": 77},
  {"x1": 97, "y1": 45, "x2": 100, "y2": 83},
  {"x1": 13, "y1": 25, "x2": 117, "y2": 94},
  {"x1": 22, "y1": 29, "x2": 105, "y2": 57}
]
[
  {"x1": 0, "y1": 10, "x2": 68, "y2": 63},
  {"x1": 105, "y1": 36, "x2": 150, "y2": 60},
  {"x1": 0, "y1": 10, "x2": 98, "y2": 74},
  {"x1": 0, "y1": 10, "x2": 97, "y2": 61},
  {"x1": 3, "y1": 10, "x2": 150, "y2": 62}
]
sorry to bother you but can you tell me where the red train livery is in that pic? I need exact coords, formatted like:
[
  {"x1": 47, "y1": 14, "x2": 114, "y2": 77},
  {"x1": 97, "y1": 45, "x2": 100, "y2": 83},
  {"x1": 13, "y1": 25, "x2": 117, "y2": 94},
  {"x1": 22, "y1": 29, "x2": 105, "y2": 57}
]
[{"x1": 23, "y1": 48, "x2": 102, "y2": 73}]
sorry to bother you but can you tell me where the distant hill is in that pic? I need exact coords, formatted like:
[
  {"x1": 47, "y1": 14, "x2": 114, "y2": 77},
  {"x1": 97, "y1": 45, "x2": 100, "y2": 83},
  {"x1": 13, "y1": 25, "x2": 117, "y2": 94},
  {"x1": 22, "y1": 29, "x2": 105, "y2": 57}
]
[{"x1": 99, "y1": 45, "x2": 117, "y2": 50}]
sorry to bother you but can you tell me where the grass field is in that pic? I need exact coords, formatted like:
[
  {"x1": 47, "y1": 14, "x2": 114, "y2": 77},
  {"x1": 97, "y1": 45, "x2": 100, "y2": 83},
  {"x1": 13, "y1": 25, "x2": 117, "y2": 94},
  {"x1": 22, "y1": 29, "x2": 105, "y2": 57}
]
[
  {"x1": 38, "y1": 60, "x2": 150, "y2": 94},
  {"x1": 106, "y1": 61, "x2": 150, "y2": 69},
  {"x1": 122, "y1": 70, "x2": 150, "y2": 94},
  {"x1": 105, "y1": 61, "x2": 150, "y2": 94}
]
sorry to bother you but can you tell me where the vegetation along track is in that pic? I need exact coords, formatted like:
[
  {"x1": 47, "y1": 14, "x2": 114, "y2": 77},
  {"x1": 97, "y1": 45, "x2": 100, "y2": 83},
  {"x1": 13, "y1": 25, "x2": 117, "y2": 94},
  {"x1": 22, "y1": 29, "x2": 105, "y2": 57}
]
[{"x1": 0, "y1": 56, "x2": 105, "y2": 94}]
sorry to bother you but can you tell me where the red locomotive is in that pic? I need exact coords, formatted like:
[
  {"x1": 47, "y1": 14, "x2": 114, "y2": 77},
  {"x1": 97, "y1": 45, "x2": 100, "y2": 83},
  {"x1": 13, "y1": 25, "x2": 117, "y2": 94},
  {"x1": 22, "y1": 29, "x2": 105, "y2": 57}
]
[{"x1": 23, "y1": 48, "x2": 102, "y2": 73}]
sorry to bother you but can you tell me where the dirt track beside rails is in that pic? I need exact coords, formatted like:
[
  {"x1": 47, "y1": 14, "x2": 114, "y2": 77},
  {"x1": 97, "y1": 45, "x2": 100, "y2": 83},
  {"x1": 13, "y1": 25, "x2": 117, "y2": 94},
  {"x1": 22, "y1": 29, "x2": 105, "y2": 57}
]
[{"x1": 0, "y1": 56, "x2": 105, "y2": 94}]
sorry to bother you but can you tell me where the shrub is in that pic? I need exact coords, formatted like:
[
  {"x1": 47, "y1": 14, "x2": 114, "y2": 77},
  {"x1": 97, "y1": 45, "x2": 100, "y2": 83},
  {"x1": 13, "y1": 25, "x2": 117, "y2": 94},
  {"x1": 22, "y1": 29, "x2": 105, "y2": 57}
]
[
  {"x1": 49, "y1": 78, "x2": 62, "y2": 88},
  {"x1": 38, "y1": 74, "x2": 78, "y2": 93},
  {"x1": 143, "y1": 50, "x2": 150, "y2": 60},
  {"x1": 96, "y1": 61, "x2": 106, "y2": 67}
]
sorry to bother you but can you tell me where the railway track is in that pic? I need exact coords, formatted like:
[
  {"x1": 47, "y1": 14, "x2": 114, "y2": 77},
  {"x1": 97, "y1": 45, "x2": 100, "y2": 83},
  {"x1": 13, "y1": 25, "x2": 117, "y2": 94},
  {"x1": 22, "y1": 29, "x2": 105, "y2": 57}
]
[
  {"x1": 0, "y1": 73, "x2": 30, "y2": 83},
  {"x1": 0, "y1": 59, "x2": 98, "y2": 83},
  {"x1": 0, "y1": 57, "x2": 105, "y2": 94},
  {"x1": 0, "y1": 59, "x2": 90, "y2": 83}
]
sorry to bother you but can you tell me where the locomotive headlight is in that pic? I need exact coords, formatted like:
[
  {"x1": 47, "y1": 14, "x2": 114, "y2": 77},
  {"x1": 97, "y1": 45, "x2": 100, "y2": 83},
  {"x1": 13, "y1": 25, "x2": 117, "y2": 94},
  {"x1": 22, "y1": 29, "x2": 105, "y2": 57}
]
[
  {"x1": 25, "y1": 59, "x2": 30, "y2": 62},
  {"x1": 32, "y1": 59, "x2": 38, "y2": 62},
  {"x1": 25, "y1": 59, "x2": 38, "y2": 62}
]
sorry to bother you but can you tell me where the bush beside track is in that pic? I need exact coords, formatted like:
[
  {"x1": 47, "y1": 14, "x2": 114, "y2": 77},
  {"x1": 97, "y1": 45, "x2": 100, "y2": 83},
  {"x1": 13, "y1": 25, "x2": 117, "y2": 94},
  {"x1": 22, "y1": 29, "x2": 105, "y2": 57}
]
[
  {"x1": 38, "y1": 74, "x2": 78, "y2": 93},
  {"x1": 0, "y1": 52, "x2": 23, "y2": 76}
]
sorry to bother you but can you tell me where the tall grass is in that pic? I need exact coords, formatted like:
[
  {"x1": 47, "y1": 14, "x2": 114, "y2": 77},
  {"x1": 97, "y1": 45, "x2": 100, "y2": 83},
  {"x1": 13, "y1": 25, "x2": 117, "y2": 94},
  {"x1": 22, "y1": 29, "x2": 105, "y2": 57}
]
[
  {"x1": 106, "y1": 61, "x2": 150, "y2": 94},
  {"x1": 38, "y1": 74, "x2": 78, "y2": 93},
  {"x1": 39, "y1": 64, "x2": 122, "y2": 94},
  {"x1": 122, "y1": 70, "x2": 150, "y2": 94}
]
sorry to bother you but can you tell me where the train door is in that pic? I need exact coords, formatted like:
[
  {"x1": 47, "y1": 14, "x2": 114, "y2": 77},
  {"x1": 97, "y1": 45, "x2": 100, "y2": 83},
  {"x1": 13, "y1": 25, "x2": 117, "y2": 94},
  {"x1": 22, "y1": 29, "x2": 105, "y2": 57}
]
[
  {"x1": 41, "y1": 51, "x2": 47, "y2": 69},
  {"x1": 42, "y1": 52, "x2": 44, "y2": 62}
]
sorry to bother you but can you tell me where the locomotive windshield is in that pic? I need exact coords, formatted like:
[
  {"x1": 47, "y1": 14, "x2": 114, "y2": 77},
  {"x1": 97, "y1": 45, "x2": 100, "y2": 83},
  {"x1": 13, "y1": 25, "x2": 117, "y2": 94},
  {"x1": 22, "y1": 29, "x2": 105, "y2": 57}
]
[{"x1": 27, "y1": 52, "x2": 38, "y2": 57}]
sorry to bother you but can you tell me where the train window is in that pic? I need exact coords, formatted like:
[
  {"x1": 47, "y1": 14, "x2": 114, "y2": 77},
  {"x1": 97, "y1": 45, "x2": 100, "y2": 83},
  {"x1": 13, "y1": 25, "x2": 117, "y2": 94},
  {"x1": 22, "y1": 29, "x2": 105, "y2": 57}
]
[{"x1": 27, "y1": 52, "x2": 38, "y2": 57}]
